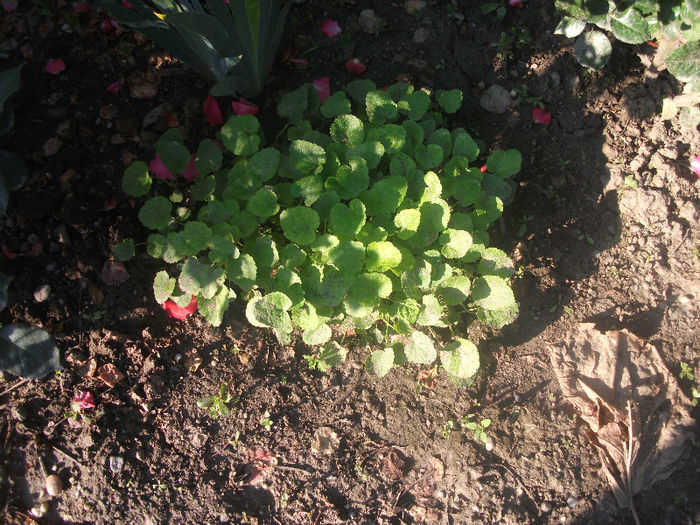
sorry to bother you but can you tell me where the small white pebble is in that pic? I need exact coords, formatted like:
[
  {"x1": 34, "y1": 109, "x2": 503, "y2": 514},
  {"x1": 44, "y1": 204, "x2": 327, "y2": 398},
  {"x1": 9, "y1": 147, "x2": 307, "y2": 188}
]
[{"x1": 567, "y1": 496, "x2": 579, "y2": 507}]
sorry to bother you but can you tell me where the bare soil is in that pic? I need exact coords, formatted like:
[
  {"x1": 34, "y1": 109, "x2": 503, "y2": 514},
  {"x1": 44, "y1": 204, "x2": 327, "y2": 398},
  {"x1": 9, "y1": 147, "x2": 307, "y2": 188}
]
[{"x1": 1, "y1": 1, "x2": 698, "y2": 524}]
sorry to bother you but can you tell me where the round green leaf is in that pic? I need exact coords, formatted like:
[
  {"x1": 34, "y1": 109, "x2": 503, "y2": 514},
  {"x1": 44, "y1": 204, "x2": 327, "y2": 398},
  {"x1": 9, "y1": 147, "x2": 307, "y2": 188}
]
[
  {"x1": 476, "y1": 248, "x2": 515, "y2": 278},
  {"x1": 439, "y1": 229, "x2": 473, "y2": 259},
  {"x1": 440, "y1": 338, "x2": 479, "y2": 384},
  {"x1": 414, "y1": 143, "x2": 444, "y2": 170},
  {"x1": 178, "y1": 257, "x2": 225, "y2": 299},
  {"x1": 113, "y1": 238, "x2": 135, "y2": 261},
  {"x1": 452, "y1": 129, "x2": 479, "y2": 161},
  {"x1": 486, "y1": 149, "x2": 521, "y2": 178},
  {"x1": 321, "y1": 91, "x2": 352, "y2": 119},
  {"x1": 364, "y1": 241, "x2": 402, "y2": 273},
  {"x1": 575, "y1": 30, "x2": 612, "y2": 70},
  {"x1": 666, "y1": 41, "x2": 700, "y2": 83},
  {"x1": 471, "y1": 275, "x2": 516, "y2": 311},
  {"x1": 248, "y1": 292, "x2": 293, "y2": 333},
  {"x1": 194, "y1": 139, "x2": 223, "y2": 176},
  {"x1": 122, "y1": 161, "x2": 152, "y2": 197},
  {"x1": 0, "y1": 324, "x2": 62, "y2": 379},
  {"x1": 280, "y1": 206, "x2": 320, "y2": 245},
  {"x1": 247, "y1": 147, "x2": 281, "y2": 182},
  {"x1": 291, "y1": 302, "x2": 320, "y2": 332},
  {"x1": 330, "y1": 114, "x2": 365, "y2": 147},
  {"x1": 609, "y1": 8, "x2": 650, "y2": 44},
  {"x1": 153, "y1": 270, "x2": 176, "y2": 304},
  {"x1": 416, "y1": 294, "x2": 443, "y2": 326},
  {"x1": 221, "y1": 114, "x2": 261, "y2": 156},
  {"x1": 360, "y1": 175, "x2": 408, "y2": 216},
  {"x1": 398, "y1": 90, "x2": 431, "y2": 120},
  {"x1": 247, "y1": 187, "x2": 279, "y2": 218},
  {"x1": 438, "y1": 275, "x2": 471, "y2": 305},
  {"x1": 366, "y1": 90, "x2": 398, "y2": 123},
  {"x1": 329, "y1": 199, "x2": 366, "y2": 239},
  {"x1": 303, "y1": 323, "x2": 332, "y2": 346},
  {"x1": 390, "y1": 153, "x2": 416, "y2": 180},
  {"x1": 183, "y1": 221, "x2": 213, "y2": 255},
  {"x1": 404, "y1": 330, "x2": 437, "y2": 364},
  {"x1": 365, "y1": 347, "x2": 395, "y2": 378},
  {"x1": 198, "y1": 286, "x2": 231, "y2": 327},
  {"x1": 437, "y1": 89, "x2": 463, "y2": 113},
  {"x1": 156, "y1": 140, "x2": 190, "y2": 174},
  {"x1": 394, "y1": 209, "x2": 421, "y2": 239},
  {"x1": 351, "y1": 272, "x2": 392, "y2": 305},
  {"x1": 476, "y1": 302, "x2": 519, "y2": 330},
  {"x1": 227, "y1": 253, "x2": 257, "y2": 291},
  {"x1": 327, "y1": 240, "x2": 365, "y2": 275},
  {"x1": 289, "y1": 140, "x2": 326, "y2": 178},
  {"x1": 138, "y1": 196, "x2": 172, "y2": 230}
]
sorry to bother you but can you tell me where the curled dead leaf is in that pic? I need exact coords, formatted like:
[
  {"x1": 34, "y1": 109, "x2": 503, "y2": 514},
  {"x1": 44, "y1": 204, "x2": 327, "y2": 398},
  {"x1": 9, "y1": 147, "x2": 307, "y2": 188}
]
[
  {"x1": 97, "y1": 363, "x2": 125, "y2": 388},
  {"x1": 75, "y1": 357, "x2": 97, "y2": 378}
]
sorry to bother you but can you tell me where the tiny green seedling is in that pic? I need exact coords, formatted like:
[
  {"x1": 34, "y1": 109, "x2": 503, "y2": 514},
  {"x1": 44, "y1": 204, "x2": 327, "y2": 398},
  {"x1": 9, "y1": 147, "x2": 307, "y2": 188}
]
[
  {"x1": 460, "y1": 414, "x2": 491, "y2": 444},
  {"x1": 691, "y1": 388, "x2": 699, "y2": 407},
  {"x1": 679, "y1": 362, "x2": 695, "y2": 381},
  {"x1": 197, "y1": 383, "x2": 234, "y2": 418},
  {"x1": 259, "y1": 410, "x2": 273, "y2": 431},
  {"x1": 440, "y1": 420, "x2": 455, "y2": 439}
]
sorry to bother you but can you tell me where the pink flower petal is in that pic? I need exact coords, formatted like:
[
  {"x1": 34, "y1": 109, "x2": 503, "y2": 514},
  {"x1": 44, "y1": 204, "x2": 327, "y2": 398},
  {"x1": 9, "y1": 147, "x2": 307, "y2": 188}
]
[
  {"x1": 345, "y1": 58, "x2": 367, "y2": 76},
  {"x1": 1, "y1": 0, "x2": 17, "y2": 12},
  {"x1": 162, "y1": 297, "x2": 198, "y2": 319},
  {"x1": 691, "y1": 155, "x2": 700, "y2": 178},
  {"x1": 72, "y1": 2, "x2": 89, "y2": 13},
  {"x1": 42, "y1": 137, "x2": 62, "y2": 156},
  {"x1": 121, "y1": 0, "x2": 132, "y2": 8},
  {"x1": 182, "y1": 156, "x2": 199, "y2": 180},
  {"x1": 509, "y1": 0, "x2": 524, "y2": 7},
  {"x1": 312, "y1": 77, "x2": 331, "y2": 102},
  {"x1": 73, "y1": 391, "x2": 95, "y2": 410},
  {"x1": 106, "y1": 80, "x2": 123, "y2": 93},
  {"x1": 232, "y1": 97, "x2": 259, "y2": 116},
  {"x1": 100, "y1": 19, "x2": 112, "y2": 31},
  {"x1": 202, "y1": 95, "x2": 223, "y2": 124},
  {"x1": 148, "y1": 154, "x2": 174, "y2": 180},
  {"x1": 45, "y1": 58, "x2": 66, "y2": 75},
  {"x1": 320, "y1": 19, "x2": 341, "y2": 38},
  {"x1": 532, "y1": 107, "x2": 551, "y2": 125}
]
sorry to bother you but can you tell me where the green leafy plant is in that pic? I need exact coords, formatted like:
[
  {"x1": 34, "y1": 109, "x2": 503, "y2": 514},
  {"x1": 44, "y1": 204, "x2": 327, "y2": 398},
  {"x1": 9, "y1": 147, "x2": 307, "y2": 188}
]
[
  {"x1": 680, "y1": 361, "x2": 695, "y2": 380},
  {"x1": 259, "y1": 410, "x2": 273, "y2": 430},
  {"x1": 197, "y1": 383, "x2": 234, "y2": 418},
  {"x1": 555, "y1": 0, "x2": 700, "y2": 120},
  {"x1": 124, "y1": 81, "x2": 521, "y2": 384},
  {"x1": 440, "y1": 419, "x2": 455, "y2": 439},
  {"x1": 460, "y1": 413, "x2": 492, "y2": 444},
  {"x1": 97, "y1": 0, "x2": 292, "y2": 97},
  {"x1": 0, "y1": 65, "x2": 27, "y2": 215}
]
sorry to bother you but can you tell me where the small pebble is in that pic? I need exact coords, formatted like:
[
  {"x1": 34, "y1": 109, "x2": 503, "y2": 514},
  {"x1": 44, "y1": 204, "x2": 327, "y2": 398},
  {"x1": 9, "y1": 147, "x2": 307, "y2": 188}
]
[
  {"x1": 540, "y1": 501, "x2": 553, "y2": 513},
  {"x1": 30, "y1": 502, "x2": 50, "y2": 518},
  {"x1": 136, "y1": 450, "x2": 146, "y2": 461},
  {"x1": 109, "y1": 456, "x2": 124, "y2": 473},
  {"x1": 484, "y1": 437, "x2": 494, "y2": 451},
  {"x1": 34, "y1": 284, "x2": 51, "y2": 303},
  {"x1": 45, "y1": 474, "x2": 63, "y2": 496},
  {"x1": 567, "y1": 496, "x2": 579, "y2": 507}
]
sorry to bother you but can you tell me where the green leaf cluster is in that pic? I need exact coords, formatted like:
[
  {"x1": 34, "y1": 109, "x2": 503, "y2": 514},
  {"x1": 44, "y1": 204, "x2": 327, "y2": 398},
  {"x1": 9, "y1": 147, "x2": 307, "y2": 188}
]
[{"x1": 125, "y1": 81, "x2": 521, "y2": 384}]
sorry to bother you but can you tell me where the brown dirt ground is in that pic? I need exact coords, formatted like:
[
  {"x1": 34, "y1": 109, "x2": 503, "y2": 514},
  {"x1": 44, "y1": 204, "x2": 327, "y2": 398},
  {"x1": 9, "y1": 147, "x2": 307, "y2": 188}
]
[{"x1": 0, "y1": 1, "x2": 698, "y2": 524}]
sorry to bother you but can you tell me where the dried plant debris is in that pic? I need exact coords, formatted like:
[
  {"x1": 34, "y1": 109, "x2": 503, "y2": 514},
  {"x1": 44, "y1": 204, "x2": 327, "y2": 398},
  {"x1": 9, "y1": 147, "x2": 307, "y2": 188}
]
[{"x1": 548, "y1": 323, "x2": 694, "y2": 523}]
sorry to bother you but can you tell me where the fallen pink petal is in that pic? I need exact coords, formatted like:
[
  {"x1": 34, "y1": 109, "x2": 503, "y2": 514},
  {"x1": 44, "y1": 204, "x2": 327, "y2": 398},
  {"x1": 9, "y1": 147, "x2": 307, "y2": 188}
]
[
  {"x1": 182, "y1": 156, "x2": 199, "y2": 180},
  {"x1": 320, "y1": 19, "x2": 341, "y2": 38},
  {"x1": 232, "y1": 98, "x2": 259, "y2": 116},
  {"x1": 480, "y1": 164, "x2": 488, "y2": 173},
  {"x1": 345, "y1": 58, "x2": 367, "y2": 76},
  {"x1": 74, "y1": 391, "x2": 95, "y2": 410},
  {"x1": 73, "y1": 1, "x2": 90, "y2": 12},
  {"x1": 312, "y1": 77, "x2": 331, "y2": 102},
  {"x1": 1, "y1": 0, "x2": 17, "y2": 12},
  {"x1": 100, "y1": 19, "x2": 112, "y2": 31},
  {"x1": 691, "y1": 155, "x2": 700, "y2": 177},
  {"x1": 148, "y1": 155, "x2": 174, "y2": 180},
  {"x1": 42, "y1": 137, "x2": 63, "y2": 156},
  {"x1": 532, "y1": 107, "x2": 551, "y2": 125},
  {"x1": 202, "y1": 95, "x2": 223, "y2": 124},
  {"x1": 45, "y1": 58, "x2": 66, "y2": 75},
  {"x1": 106, "y1": 80, "x2": 123, "y2": 93},
  {"x1": 163, "y1": 297, "x2": 198, "y2": 320},
  {"x1": 509, "y1": 0, "x2": 524, "y2": 7},
  {"x1": 121, "y1": 0, "x2": 132, "y2": 8}
]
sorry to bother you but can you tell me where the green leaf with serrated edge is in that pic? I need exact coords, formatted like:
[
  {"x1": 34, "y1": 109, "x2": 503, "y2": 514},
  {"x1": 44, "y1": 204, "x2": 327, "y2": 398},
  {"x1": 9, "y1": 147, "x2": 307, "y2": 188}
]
[
  {"x1": 234, "y1": 210, "x2": 258, "y2": 238},
  {"x1": 390, "y1": 153, "x2": 416, "y2": 180},
  {"x1": 221, "y1": 114, "x2": 261, "y2": 156},
  {"x1": 366, "y1": 90, "x2": 398, "y2": 123},
  {"x1": 364, "y1": 241, "x2": 402, "y2": 273},
  {"x1": 310, "y1": 233, "x2": 339, "y2": 256},
  {"x1": 439, "y1": 229, "x2": 473, "y2": 259},
  {"x1": 331, "y1": 157, "x2": 370, "y2": 199},
  {"x1": 113, "y1": 239, "x2": 135, "y2": 261},
  {"x1": 347, "y1": 141, "x2": 384, "y2": 169},
  {"x1": 247, "y1": 148, "x2": 281, "y2": 182},
  {"x1": 303, "y1": 323, "x2": 332, "y2": 346},
  {"x1": 439, "y1": 275, "x2": 471, "y2": 305},
  {"x1": 476, "y1": 302, "x2": 518, "y2": 329},
  {"x1": 226, "y1": 253, "x2": 257, "y2": 291},
  {"x1": 472, "y1": 275, "x2": 515, "y2": 311},
  {"x1": 403, "y1": 119, "x2": 425, "y2": 149},
  {"x1": 448, "y1": 176, "x2": 481, "y2": 206},
  {"x1": 610, "y1": 8, "x2": 650, "y2": 44},
  {"x1": 313, "y1": 190, "x2": 340, "y2": 221},
  {"x1": 280, "y1": 206, "x2": 319, "y2": 245},
  {"x1": 183, "y1": 221, "x2": 212, "y2": 255},
  {"x1": 414, "y1": 143, "x2": 444, "y2": 170},
  {"x1": 462, "y1": 230, "x2": 488, "y2": 263},
  {"x1": 428, "y1": 129, "x2": 452, "y2": 158},
  {"x1": 194, "y1": 139, "x2": 222, "y2": 176},
  {"x1": 0, "y1": 324, "x2": 62, "y2": 380},
  {"x1": 246, "y1": 292, "x2": 293, "y2": 333},
  {"x1": 373, "y1": 124, "x2": 406, "y2": 154},
  {"x1": 139, "y1": 196, "x2": 172, "y2": 230},
  {"x1": 452, "y1": 129, "x2": 479, "y2": 161},
  {"x1": 122, "y1": 161, "x2": 152, "y2": 197},
  {"x1": 153, "y1": 270, "x2": 176, "y2": 304},
  {"x1": 385, "y1": 82, "x2": 413, "y2": 100},
  {"x1": 555, "y1": 17, "x2": 586, "y2": 38},
  {"x1": 666, "y1": 41, "x2": 700, "y2": 83},
  {"x1": 401, "y1": 258, "x2": 432, "y2": 299},
  {"x1": 440, "y1": 338, "x2": 479, "y2": 383},
  {"x1": 208, "y1": 237, "x2": 239, "y2": 265},
  {"x1": 449, "y1": 212, "x2": 473, "y2": 231},
  {"x1": 272, "y1": 267, "x2": 304, "y2": 306},
  {"x1": 289, "y1": 140, "x2": 326, "y2": 178},
  {"x1": 319, "y1": 267, "x2": 352, "y2": 307},
  {"x1": 416, "y1": 294, "x2": 443, "y2": 326},
  {"x1": 314, "y1": 341, "x2": 347, "y2": 372},
  {"x1": 291, "y1": 302, "x2": 320, "y2": 332},
  {"x1": 574, "y1": 30, "x2": 612, "y2": 70},
  {"x1": 437, "y1": 89, "x2": 462, "y2": 113},
  {"x1": 190, "y1": 175, "x2": 216, "y2": 201},
  {"x1": 330, "y1": 114, "x2": 365, "y2": 147},
  {"x1": 321, "y1": 91, "x2": 352, "y2": 118},
  {"x1": 365, "y1": 347, "x2": 394, "y2": 378},
  {"x1": 329, "y1": 199, "x2": 366, "y2": 239},
  {"x1": 156, "y1": 140, "x2": 190, "y2": 174},
  {"x1": 198, "y1": 286, "x2": 230, "y2": 327},
  {"x1": 247, "y1": 187, "x2": 279, "y2": 218},
  {"x1": 350, "y1": 272, "x2": 392, "y2": 306},
  {"x1": 477, "y1": 248, "x2": 515, "y2": 278},
  {"x1": 486, "y1": 149, "x2": 521, "y2": 178},
  {"x1": 442, "y1": 156, "x2": 473, "y2": 179},
  {"x1": 179, "y1": 257, "x2": 225, "y2": 299},
  {"x1": 360, "y1": 175, "x2": 407, "y2": 216},
  {"x1": 250, "y1": 236, "x2": 279, "y2": 269},
  {"x1": 346, "y1": 79, "x2": 377, "y2": 104},
  {"x1": 398, "y1": 90, "x2": 431, "y2": 120},
  {"x1": 170, "y1": 293, "x2": 193, "y2": 308},
  {"x1": 278, "y1": 84, "x2": 310, "y2": 124},
  {"x1": 394, "y1": 209, "x2": 421, "y2": 240},
  {"x1": 160, "y1": 232, "x2": 186, "y2": 263},
  {"x1": 280, "y1": 244, "x2": 307, "y2": 268},
  {"x1": 482, "y1": 173, "x2": 513, "y2": 202},
  {"x1": 404, "y1": 330, "x2": 437, "y2": 364},
  {"x1": 356, "y1": 221, "x2": 388, "y2": 244},
  {"x1": 327, "y1": 240, "x2": 365, "y2": 276},
  {"x1": 294, "y1": 175, "x2": 323, "y2": 206}
]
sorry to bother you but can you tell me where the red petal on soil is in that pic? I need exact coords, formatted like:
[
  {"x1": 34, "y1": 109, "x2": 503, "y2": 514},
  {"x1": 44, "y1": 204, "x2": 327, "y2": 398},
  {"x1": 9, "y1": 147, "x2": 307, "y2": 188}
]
[
  {"x1": 232, "y1": 98, "x2": 259, "y2": 116},
  {"x1": 100, "y1": 260, "x2": 129, "y2": 286},
  {"x1": 106, "y1": 80, "x2": 122, "y2": 93},
  {"x1": 72, "y1": 1, "x2": 89, "y2": 13},
  {"x1": 691, "y1": 155, "x2": 700, "y2": 178},
  {"x1": 1, "y1": 0, "x2": 17, "y2": 12},
  {"x1": 97, "y1": 364, "x2": 125, "y2": 388},
  {"x1": 74, "y1": 391, "x2": 95, "y2": 410},
  {"x1": 480, "y1": 164, "x2": 487, "y2": 173},
  {"x1": 509, "y1": 0, "x2": 524, "y2": 7},
  {"x1": 45, "y1": 58, "x2": 66, "y2": 74},
  {"x1": 312, "y1": 77, "x2": 331, "y2": 102},
  {"x1": 182, "y1": 156, "x2": 199, "y2": 180},
  {"x1": 148, "y1": 154, "x2": 174, "y2": 180},
  {"x1": 320, "y1": 19, "x2": 341, "y2": 37},
  {"x1": 345, "y1": 58, "x2": 367, "y2": 75},
  {"x1": 162, "y1": 297, "x2": 198, "y2": 319},
  {"x1": 100, "y1": 19, "x2": 112, "y2": 31},
  {"x1": 532, "y1": 107, "x2": 551, "y2": 125},
  {"x1": 121, "y1": 0, "x2": 132, "y2": 8},
  {"x1": 203, "y1": 96, "x2": 223, "y2": 124},
  {"x1": 42, "y1": 137, "x2": 63, "y2": 156}
]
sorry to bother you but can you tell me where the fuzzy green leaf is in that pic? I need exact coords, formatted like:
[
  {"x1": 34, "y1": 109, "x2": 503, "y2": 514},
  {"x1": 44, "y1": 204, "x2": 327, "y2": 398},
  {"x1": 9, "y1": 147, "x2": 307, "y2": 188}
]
[
  {"x1": 303, "y1": 323, "x2": 332, "y2": 346},
  {"x1": 452, "y1": 129, "x2": 479, "y2": 161},
  {"x1": 327, "y1": 240, "x2": 365, "y2": 275},
  {"x1": 666, "y1": 41, "x2": 700, "y2": 83},
  {"x1": 346, "y1": 79, "x2": 377, "y2": 104},
  {"x1": 289, "y1": 140, "x2": 326, "y2": 178},
  {"x1": 360, "y1": 175, "x2": 407, "y2": 216},
  {"x1": 179, "y1": 257, "x2": 225, "y2": 299},
  {"x1": 221, "y1": 114, "x2": 261, "y2": 156},
  {"x1": 122, "y1": 161, "x2": 152, "y2": 197},
  {"x1": 0, "y1": 324, "x2": 62, "y2": 380},
  {"x1": 247, "y1": 147, "x2": 281, "y2": 182},
  {"x1": 330, "y1": 114, "x2": 365, "y2": 147},
  {"x1": 366, "y1": 90, "x2": 398, "y2": 123},
  {"x1": 190, "y1": 175, "x2": 216, "y2": 201},
  {"x1": 138, "y1": 196, "x2": 172, "y2": 230},
  {"x1": 321, "y1": 91, "x2": 352, "y2": 118},
  {"x1": 471, "y1": 275, "x2": 516, "y2": 311},
  {"x1": 314, "y1": 341, "x2": 347, "y2": 371},
  {"x1": 414, "y1": 143, "x2": 444, "y2": 170},
  {"x1": 364, "y1": 241, "x2": 402, "y2": 273},
  {"x1": 247, "y1": 187, "x2": 279, "y2": 218},
  {"x1": 437, "y1": 89, "x2": 463, "y2": 113},
  {"x1": 610, "y1": 8, "x2": 650, "y2": 44},
  {"x1": 153, "y1": 270, "x2": 176, "y2": 304},
  {"x1": 365, "y1": 347, "x2": 394, "y2": 378},
  {"x1": 329, "y1": 199, "x2": 366, "y2": 239},
  {"x1": 246, "y1": 292, "x2": 293, "y2": 333},
  {"x1": 390, "y1": 153, "x2": 416, "y2": 180},
  {"x1": 294, "y1": 175, "x2": 324, "y2": 206},
  {"x1": 486, "y1": 149, "x2": 521, "y2": 178},
  {"x1": 476, "y1": 248, "x2": 515, "y2": 278},
  {"x1": 292, "y1": 301, "x2": 320, "y2": 332},
  {"x1": 198, "y1": 286, "x2": 231, "y2": 327},
  {"x1": 183, "y1": 221, "x2": 212, "y2": 255},
  {"x1": 440, "y1": 338, "x2": 479, "y2": 384},
  {"x1": 439, "y1": 229, "x2": 473, "y2": 259},
  {"x1": 476, "y1": 302, "x2": 519, "y2": 329},
  {"x1": 351, "y1": 272, "x2": 392, "y2": 306},
  {"x1": 439, "y1": 275, "x2": 471, "y2": 305},
  {"x1": 156, "y1": 140, "x2": 190, "y2": 175},
  {"x1": 574, "y1": 30, "x2": 612, "y2": 70},
  {"x1": 113, "y1": 239, "x2": 135, "y2": 261},
  {"x1": 394, "y1": 208, "x2": 421, "y2": 239},
  {"x1": 331, "y1": 157, "x2": 370, "y2": 199},
  {"x1": 280, "y1": 206, "x2": 320, "y2": 245},
  {"x1": 226, "y1": 253, "x2": 257, "y2": 291},
  {"x1": 398, "y1": 90, "x2": 431, "y2": 120},
  {"x1": 416, "y1": 294, "x2": 443, "y2": 326},
  {"x1": 194, "y1": 139, "x2": 222, "y2": 176},
  {"x1": 404, "y1": 330, "x2": 437, "y2": 364}
]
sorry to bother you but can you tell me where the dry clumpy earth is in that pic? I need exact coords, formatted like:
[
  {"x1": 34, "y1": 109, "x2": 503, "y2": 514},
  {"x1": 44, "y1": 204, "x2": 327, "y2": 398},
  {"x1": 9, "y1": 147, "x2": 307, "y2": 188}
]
[{"x1": 1, "y1": 1, "x2": 698, "y2": 524}]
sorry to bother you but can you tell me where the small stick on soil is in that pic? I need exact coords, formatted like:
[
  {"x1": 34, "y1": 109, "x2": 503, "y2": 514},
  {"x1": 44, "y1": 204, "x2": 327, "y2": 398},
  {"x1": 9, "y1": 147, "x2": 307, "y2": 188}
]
[
  {"x1": 47, "y1": 441, "x2": 84, "y2": 468},
  {"x1": 330, "y1": 375, "x2": 365, "y2": 408},
  {"x1": 276, "y1": 463, "x2": 313, "y2": 475},
  {"x1": 0, "y1": 378, "x2": 30, "y2": 397}
]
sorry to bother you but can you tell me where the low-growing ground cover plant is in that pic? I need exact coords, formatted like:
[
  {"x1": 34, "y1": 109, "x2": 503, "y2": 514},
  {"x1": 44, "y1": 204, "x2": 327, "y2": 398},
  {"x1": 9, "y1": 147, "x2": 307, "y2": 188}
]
[{"x1": 121, "y1": 80, "x2": 522, "y2": 384}]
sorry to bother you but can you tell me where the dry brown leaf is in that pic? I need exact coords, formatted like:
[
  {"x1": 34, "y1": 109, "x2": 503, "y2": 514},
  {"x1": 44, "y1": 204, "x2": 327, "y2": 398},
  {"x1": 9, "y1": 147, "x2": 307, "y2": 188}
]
[
  {"x1": 75, "y1": 357, "x2": 97, "y2": 379},
  {"x1": 97, "y1": 363, "x2": 125, "y2": 388}
]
